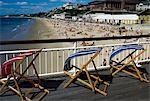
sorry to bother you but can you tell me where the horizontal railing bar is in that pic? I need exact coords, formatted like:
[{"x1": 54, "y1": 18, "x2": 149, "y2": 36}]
[
  {"x1": 75, "y1": 41, "x2": 140, "y2": 49},
  {"x1": 138, "y1": 59, "x2": 150, "y2": 63},
  {"x1": 0, "y1": 35, "x2": 149, "y2": 45},
  {"x1": 0, "y1": 40, "x2": 149, "y2": 54},
  {"x1": 138, "y1": 41, "x2": 150, "y2": 44}
]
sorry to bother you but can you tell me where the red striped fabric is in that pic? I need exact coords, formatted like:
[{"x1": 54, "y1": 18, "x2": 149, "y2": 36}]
[
  {"x1": 0, "y1": 51, "x2": 36, "y2": 78},
  {"x1": 0, "y1": 56, "x2": 24, "y2": 78}
]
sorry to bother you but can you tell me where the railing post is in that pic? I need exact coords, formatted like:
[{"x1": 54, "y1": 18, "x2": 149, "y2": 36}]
[
  {"x1": 136, "y1": 39, "x2": 140, "y2": 65},
  {"x1": 73, "y1": 42, "x2": 77, "y2": 74}
]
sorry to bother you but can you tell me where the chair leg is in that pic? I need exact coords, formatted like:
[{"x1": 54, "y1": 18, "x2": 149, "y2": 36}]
[
  {"x1": 11, "y1": 71, "x2": 24, "y2": 101},
  {"x1": 37, "y1": 89, "x2": 49, "y2": 101},
  {"x1": 143, "y1": 73, "x2": 149, "y2": 82},
  {"x1": 31, "y1": 63, "x2": 41, "y2": 84},
  {"x1": 112, "y1": 65, "x2": 125, "y2": 76},
  {"x1": 76, "y1": 75, "x2": 108, "y2": 96},
  {"x1": 113, "y1": 66, "x2": 149, "y2": 82},
  {"x1": 0, "y1": 85, "x2": 9, "y2": 95},
  {"x1": 64, "y1": 70, "x2": 82, "y2": 88},
  {"x1": 84, "y1": 68, "x2": 95, "y2": 92},
  {"x1": 130, "y1": 54, "x2": 149, "y2": 82},
  {"x1": 90, "y1": 75, "x2": 109, "y2": 94},
  {"x1": 129, "y1": 54, "x2": 143, "y2": 81},
  {"x1": 132, "y1": 62, "x2": 143, "y2": 81},
  {"x1": 0, "y1": 78, "x2": 10, "y2": 95},
  {"x1": 112, "y1": 50, "x2": 145, "y2": 76},
  {"x1": 94, "y1": 78, "x2": 99, "y2": 88},
  {"x1": 64, "y1": 70, "x2": 109, "y2": 96}
]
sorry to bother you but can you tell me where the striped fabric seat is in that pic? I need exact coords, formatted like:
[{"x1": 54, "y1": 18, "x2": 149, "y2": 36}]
[
  {"x1": 64, "y1": 48, "x2": 102, "y2": 71},
  {"x1": 0, "y1": 49, "x2": 49, "y2": 100},
  {"x1": 109, "y1": 44, "x2": 144, "y2": 61},
  {"x1": 0, "y1": 56, "x2": 24, "y2": 78},
  {"x1": 109, "y1": 44, "x2": 149, "y2": 83},
  {"x1": 0, "y1": 52, "x2": 33, "y2": 78}
]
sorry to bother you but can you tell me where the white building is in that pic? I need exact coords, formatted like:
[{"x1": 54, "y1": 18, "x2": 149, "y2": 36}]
[
  {"x1": 51, "y1": 13, "x2": 66, "y2": 20},
  {"x1": 83, "y1": 13, "x2": 139, "y2": 24},
  {"x1": 72, "y1": 16, "x2": 78, "y2": 21},
  {"x1": 63, "y1": 2, "x2": 75, "y2": 10},
  {"x1": 136, "y1": 3, "x2": 150, "y2": 11}
]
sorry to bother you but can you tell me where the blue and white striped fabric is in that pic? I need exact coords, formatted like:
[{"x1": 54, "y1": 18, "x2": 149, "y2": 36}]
[
  {"x1": 64, "y1": 48, "x2": 102, "y2": 71},
  {"x1": 109, "y1": 44, "x2": 144, "y2": 60},
  {"x1": 69, "y1": 48, "x2": 102, "y2": 59}
]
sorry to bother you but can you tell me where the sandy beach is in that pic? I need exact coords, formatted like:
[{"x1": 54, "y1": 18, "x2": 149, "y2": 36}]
[
  {"x1": 28, "y1": 18, "x2": 149, "y2": 48},
  {"x1": 1, "y1": 17, "x2": 149, "y2": 51}
]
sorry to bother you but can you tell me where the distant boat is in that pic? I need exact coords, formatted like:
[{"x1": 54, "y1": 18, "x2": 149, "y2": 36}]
[
  {"x1": 4, "y1": 15, "x2": 9, "y2": 18},
  {"x1": 20, "y1": 15, "x2": 24, "y2": 17}
]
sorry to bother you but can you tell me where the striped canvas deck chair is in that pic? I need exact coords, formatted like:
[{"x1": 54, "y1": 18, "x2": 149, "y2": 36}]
[
  {"x1": 0, "y1": 49, "x2": 49, "y2": 101},
  {"x1": 109, "y1": 44, "x2": 149, "y2": 82},
  {"x1": 64, "y1": 48, "x2": 110, "y2": 96}
]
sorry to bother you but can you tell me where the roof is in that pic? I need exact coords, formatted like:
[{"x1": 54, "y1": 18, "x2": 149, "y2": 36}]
[
  {"x1": 88, "y1": 0, "x2": 142, "y2": 5},
  {"x1": 88, "y1": 0, "x2": 105, "y2": 5}
]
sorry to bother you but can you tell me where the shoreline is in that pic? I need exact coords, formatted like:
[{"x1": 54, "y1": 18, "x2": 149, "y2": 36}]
[{"x1": 27, "y1": 18, "x2": 73, "y2": 49}]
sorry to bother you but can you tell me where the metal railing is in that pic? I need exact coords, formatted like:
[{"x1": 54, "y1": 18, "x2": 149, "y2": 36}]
[{"x1": 0, "y1": 35, "x2": 150, "y2": 76}]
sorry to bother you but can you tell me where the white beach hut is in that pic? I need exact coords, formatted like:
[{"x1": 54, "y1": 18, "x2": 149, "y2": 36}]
[{"x1": 90, "y1": 13, "x2": 139, "y2": 24}]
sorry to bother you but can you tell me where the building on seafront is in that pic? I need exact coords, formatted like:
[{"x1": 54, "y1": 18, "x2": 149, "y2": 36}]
[
  {"x1": 86, "y1": 0, "x2": 142, "y2": 11},
  {"x1": 136, "y1": 0, "x2": 150, "y2": 11},
  {"x1": 83, "y1": 13, "x2": 139, "y2": 24},
  {"x1": 50, "y1": 0, "x2": 150, "y2": 24},
  {"x1": 138, "y1": 9, "x2": 150, "y2": 24}
]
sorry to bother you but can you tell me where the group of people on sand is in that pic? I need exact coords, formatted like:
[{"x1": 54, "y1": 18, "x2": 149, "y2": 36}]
[{"x1": 43, "y1": 18, "x2": 147, "y2": 46}]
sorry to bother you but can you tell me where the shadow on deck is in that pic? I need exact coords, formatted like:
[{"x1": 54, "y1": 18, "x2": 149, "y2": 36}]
[{"x1": 0, "y1": 64, "x2": 150, "y2": 101}]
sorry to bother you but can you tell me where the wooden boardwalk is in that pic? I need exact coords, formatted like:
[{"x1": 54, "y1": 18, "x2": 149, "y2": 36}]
[{"x1": 0, "y1": 64, "x2": 150, "y2": 101}]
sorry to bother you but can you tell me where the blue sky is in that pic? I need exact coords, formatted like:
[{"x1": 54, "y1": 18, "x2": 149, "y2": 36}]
[{"x1": 0, "y1": 0, "x2": 92, "y2": 15}]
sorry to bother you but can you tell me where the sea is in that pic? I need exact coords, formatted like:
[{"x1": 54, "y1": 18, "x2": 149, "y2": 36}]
[
  {"x1": 0, "y1": 17, "x2": 35, "y2": 41},
  {"x1": 0, "y1": 17, "x2": 40, "y2": 50}
]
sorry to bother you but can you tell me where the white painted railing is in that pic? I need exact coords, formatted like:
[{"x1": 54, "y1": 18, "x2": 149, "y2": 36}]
[{"x1": 0, "y1": 39, "x2": 150, "y2": 76}]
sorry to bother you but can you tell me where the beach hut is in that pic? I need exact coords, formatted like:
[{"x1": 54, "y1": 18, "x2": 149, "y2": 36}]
[{"x1": 91, "y1": 13, "x2": 139, "y2": 24}]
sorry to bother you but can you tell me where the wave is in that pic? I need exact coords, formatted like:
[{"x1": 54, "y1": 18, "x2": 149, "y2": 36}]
[
  {"x1": 11, "y1": 19, "x2": 35, "y2": 40},
  {"x1": 11, "y1": 25, "x2": 20, "y2": 32}
]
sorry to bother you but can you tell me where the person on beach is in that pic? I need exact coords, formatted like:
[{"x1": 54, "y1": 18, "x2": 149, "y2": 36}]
[
  {"x1": 81, "y1": 41, "x2": 95, "y2": 46},
  {"x1": 103, "y1": 59, "x2": 107, "y2": 66}
]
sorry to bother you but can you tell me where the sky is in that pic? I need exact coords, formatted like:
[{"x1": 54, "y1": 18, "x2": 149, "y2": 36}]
[{"x1": 0, "y1": 0, "x2": 92, "y2": 15}]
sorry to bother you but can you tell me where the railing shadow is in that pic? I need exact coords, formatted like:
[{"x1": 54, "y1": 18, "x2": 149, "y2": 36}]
[
  {"x1": 65, "y1": 69, "x2": 113, "y2": 89},
  {"x1": 0, "y1": 78, "x2": 65, "y2": 97},
  {"x1": 19, "y1": 78, "x2": 65, "y2": 91}
]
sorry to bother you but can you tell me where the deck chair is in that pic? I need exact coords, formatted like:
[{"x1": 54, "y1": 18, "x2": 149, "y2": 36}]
[
  {"x1": 0, "y1": 49, "x2": 49, "y2": 101},
  {"x1": 109, "y1": 44, "x2": 149, "y2": 82},
  {"x1": 64, "y1": 48, "x2": 110, "y2": 96}
]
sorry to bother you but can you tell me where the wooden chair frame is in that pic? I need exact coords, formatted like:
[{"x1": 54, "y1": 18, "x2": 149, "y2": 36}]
[
  {"x1": 0, "y1": 49, "x2": 49, "y2": 101},
  {"x1": 110, "y1": 45, "x2": 149, "y2": 83},
  {"x1": 64, "y1": 49, "x2": 110, "y2": 96}
]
